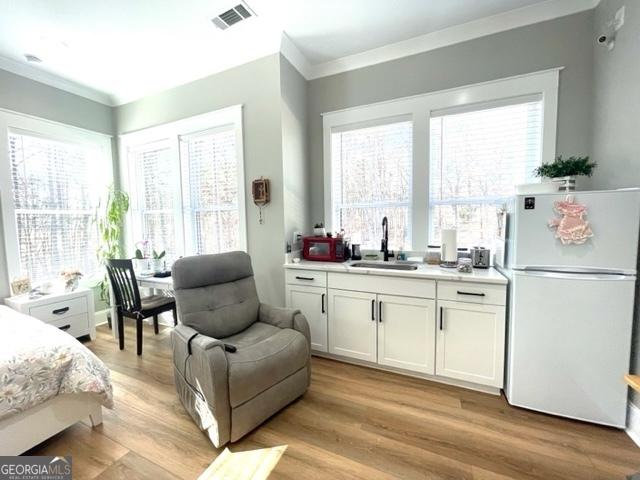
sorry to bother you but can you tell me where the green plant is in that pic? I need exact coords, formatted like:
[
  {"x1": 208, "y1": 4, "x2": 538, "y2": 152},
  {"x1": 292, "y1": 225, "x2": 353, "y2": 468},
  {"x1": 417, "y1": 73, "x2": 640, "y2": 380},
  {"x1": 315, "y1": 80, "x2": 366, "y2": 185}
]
[
  {"x1": 95, "y1": 186, "x2": 130, "y2": 304},
  {"x1": 533, "y1": 155, "x2": 597, "y2": 179},
  {"x1": 152, "y1": 249, "x2": 166, "y2": 260},
  {"x1": 134, "y1": 240, "x2": 149, "y2": 259}
]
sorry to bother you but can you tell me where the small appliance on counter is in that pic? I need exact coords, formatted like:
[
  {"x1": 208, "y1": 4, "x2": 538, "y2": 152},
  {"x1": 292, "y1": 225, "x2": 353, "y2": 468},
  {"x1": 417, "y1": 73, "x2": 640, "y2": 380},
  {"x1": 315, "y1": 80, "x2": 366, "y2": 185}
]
[
  {"x1": 470, "y1": 247, "x2": 491, "y2": 268},
  {"x1": 303, "y1": 236, "x2": 350, "y2": 262},
  {"x1": 440, "y1": 229, "x2": 458, "y2": 268},
  {"x1": 351, "y1": 244, "x2": 362, "y2": 260}
]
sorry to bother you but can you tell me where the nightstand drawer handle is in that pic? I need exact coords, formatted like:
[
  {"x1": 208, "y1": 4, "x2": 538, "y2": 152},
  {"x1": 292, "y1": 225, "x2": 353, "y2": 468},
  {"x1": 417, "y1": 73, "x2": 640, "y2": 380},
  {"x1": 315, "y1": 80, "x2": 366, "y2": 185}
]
[
  {"x1": 58, "y1": 324, "x2": 71, "y2": 331},
  {"x1": 52, "y1": 307, "x2": 70, "y2": 315}
]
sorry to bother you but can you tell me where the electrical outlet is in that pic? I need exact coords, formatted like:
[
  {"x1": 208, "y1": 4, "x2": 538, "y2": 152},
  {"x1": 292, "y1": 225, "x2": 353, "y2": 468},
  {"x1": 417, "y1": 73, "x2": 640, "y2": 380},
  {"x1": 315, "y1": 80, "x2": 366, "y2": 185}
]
[{"x1": 614, "y1": 5, "x2": 625, "y2": 31}]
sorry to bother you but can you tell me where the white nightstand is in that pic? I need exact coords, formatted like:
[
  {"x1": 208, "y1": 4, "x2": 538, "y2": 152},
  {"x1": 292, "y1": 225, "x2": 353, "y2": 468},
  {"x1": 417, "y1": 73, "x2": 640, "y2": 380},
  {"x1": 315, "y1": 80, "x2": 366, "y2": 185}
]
[{"x1": 5, "y1": 287, "x2": 96, "y2": 340}]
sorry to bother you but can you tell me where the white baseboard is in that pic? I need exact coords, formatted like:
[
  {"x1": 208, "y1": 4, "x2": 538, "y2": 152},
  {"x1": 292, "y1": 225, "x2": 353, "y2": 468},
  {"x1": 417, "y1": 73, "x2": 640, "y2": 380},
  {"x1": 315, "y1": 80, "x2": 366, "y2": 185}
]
[
  {"x1": 626, "y1": 402, "x2": 640, "y2": 448},
  {"x1": 95, "y1": 308, "x2": 110, "y2": 326}
]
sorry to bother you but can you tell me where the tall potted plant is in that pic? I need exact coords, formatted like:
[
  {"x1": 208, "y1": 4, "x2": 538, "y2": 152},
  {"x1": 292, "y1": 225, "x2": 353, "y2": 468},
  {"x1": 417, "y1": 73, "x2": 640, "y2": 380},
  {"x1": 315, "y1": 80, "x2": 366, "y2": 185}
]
[
  {"x1": 95, "y1": 185, "x2": 130, "y2": 327},
  {"x1": 533, "y1": 155, "x2": 597, "y2": 191}
]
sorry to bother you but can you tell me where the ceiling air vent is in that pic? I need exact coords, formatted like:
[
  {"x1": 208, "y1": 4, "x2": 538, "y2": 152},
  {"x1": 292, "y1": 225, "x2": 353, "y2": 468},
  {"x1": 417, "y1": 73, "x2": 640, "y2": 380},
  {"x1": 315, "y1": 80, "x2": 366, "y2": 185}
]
[{"x1": 212, "y1": 2, "x2": 255, "y2": 30}]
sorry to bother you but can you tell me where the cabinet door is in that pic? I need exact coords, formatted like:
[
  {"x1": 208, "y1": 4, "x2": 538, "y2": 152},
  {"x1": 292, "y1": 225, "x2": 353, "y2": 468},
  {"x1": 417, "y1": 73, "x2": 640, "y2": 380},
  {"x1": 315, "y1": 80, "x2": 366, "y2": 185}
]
[
  {"x1": 286, "y1": 285, "x2": 328, "y2": 352},
  {"x1": 377, "y1": 295, "x2": 436, "y2": 374},
  {"x1": 436, "y1": 300, "x2": 506, "y2": 388},
  {"x1": 328, "y1": 289, "x2": 377, "y2": 362}
]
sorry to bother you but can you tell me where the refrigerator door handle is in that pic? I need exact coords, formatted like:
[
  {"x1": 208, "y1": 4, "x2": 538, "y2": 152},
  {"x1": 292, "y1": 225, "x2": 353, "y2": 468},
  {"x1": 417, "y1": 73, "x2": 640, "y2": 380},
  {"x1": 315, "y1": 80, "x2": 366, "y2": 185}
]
[
  {"x1": 516, "y1": 269, "x2": 633, "y2": 281},
  {"x1": 517, "y1": 265, "x2": 636, "y2": 276}
]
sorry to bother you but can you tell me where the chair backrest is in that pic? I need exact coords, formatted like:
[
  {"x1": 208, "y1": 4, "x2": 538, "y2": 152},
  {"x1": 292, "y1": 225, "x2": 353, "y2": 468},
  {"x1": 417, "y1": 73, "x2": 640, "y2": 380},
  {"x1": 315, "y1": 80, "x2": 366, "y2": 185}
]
[
  {"x1": 172, "y1": 251, "x2": 259, "y2": 339},
  {"x1": 106, "y1": 259, "x2": 142, "y2": 314}
]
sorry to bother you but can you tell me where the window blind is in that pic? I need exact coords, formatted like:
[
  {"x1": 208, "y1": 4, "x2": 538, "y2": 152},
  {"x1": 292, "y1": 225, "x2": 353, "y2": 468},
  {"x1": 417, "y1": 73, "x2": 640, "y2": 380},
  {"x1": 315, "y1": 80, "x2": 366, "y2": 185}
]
[
  {"x1": 180, "y1": 128, "x2": 240, "y2": 254},
  {"x1": 132, "y1": 140, "x2": 177, "y2": 259},
  {"x1": 331, "y1": 120, "x2": 412, "y2": 250},
  {"x1": 9, "y1": 131, "x2": 101, "y2": 284},
  {"x1": 429, "y1": 99, "x2": 543, "y2": 247}
]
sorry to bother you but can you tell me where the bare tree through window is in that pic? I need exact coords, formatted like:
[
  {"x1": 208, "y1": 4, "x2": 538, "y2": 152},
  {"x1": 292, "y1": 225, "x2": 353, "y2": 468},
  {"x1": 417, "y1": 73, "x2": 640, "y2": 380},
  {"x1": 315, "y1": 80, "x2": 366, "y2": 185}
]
[{"x1": 9, "y1": 132, "x2": 101, "y2": 285}]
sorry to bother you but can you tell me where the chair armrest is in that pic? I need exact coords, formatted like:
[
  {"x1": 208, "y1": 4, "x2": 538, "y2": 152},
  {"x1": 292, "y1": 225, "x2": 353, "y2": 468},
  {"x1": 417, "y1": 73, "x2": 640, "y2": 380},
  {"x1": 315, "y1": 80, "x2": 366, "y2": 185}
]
[
  {"x1": 170, "y1": 324, "x2": 230, "y2": 444},
  {"x1": 258, "y1": 303, "x2": 311, "y2": 351},
  {"x1": 173, "y1": 324, "x2": 224, "y2": 351},
  {"x1": 258, "y1": 303, "x2": 299, "y2": 329}
]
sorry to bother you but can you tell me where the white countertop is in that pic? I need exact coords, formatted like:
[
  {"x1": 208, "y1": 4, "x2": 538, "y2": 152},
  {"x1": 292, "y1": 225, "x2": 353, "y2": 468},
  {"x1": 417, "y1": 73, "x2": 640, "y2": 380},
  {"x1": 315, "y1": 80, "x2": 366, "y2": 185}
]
[{"x1": 284, "y1": 259, "x2": 508, "y2": 285}]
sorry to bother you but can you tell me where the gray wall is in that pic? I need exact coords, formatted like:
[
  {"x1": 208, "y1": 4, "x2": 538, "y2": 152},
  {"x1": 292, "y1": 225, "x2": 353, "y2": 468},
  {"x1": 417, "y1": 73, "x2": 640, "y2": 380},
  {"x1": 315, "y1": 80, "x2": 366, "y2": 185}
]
[
  {"x1": 0, "y1": 69, "x2": 115, "y2": 300},
  {"x1": 115, "y1": 54, "x2": 287, "y2": 306},
  {"x1": 590, "y1": 0, "x2": 640, "y2": 407},
  {"x1": 589, "y1": 0, "x2": 640, "y2": 190},
  {"x1": 280, "y1": 55, "x2": 311, "y2": 248},
  {"x1": 307, "y1": 10, "x2": 595, "y2": 224}
]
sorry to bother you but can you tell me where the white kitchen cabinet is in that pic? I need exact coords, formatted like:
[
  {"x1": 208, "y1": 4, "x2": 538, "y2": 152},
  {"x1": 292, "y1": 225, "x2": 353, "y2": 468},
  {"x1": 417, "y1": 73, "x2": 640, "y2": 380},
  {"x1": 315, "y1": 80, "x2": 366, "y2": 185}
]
[
  {"x1": 286, "y1": 284, "x2": 328, "y2": 352},
  {"x1": 377, "y1": 295, "x2": 436, "y2": 374},
  {"x1": 328, "y1": 289, "x2": 377, "y2": 362},
  {"x1": 435, "y1": 300, "x2": 506, "y2": 388}
]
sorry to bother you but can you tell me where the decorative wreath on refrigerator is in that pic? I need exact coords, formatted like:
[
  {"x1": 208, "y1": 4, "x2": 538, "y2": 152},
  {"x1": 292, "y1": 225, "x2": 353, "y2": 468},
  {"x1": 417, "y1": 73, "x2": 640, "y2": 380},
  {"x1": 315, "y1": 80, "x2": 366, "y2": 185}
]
[{"x1": 548, "y1": 195, "x2": 594, "y2": 245}]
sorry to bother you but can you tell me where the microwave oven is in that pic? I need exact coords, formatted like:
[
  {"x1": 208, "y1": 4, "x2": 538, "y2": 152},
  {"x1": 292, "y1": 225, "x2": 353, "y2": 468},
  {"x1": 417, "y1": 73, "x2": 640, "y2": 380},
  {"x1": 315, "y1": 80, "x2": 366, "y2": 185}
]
[{"x1": 302, "y1": 236, "x2": 349, "y2": 262}]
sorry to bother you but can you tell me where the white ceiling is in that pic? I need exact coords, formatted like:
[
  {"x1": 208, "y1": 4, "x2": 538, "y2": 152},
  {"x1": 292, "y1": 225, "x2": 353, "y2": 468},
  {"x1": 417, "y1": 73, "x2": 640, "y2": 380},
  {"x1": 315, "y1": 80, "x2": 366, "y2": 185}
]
[{"x1": 0, "y1": 0, "x2": 596, "y2": 106}]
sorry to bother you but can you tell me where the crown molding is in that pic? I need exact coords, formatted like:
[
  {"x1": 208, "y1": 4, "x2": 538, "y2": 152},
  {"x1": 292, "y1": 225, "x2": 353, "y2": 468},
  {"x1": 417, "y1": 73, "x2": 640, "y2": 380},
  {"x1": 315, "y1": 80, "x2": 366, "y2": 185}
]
[
  {"x1": 305, "y1": 0, "x2": 599, "y2": 80},
  {"x1": 0, "y1": 54, "x2": 115, "y2": 106},
  {"x1": 279, "y1": 32, "x2": 313, "y2": 79}
]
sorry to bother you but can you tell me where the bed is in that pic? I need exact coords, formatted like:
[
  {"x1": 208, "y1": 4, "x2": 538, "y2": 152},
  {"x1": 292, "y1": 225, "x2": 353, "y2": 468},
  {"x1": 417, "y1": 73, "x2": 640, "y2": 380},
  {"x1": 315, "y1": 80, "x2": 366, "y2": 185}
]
[{"x1": 0, "y1": 305, "x2": 113, "y2": 455}]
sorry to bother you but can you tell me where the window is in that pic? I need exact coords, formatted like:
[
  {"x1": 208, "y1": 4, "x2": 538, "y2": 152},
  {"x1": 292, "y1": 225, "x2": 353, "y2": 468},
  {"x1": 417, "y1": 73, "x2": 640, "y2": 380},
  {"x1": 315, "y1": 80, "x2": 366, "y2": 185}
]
[
  {"x1": 330, "y1": 120, "x2": 412, "y2": 250},
  {"x1": 0, "y1": 111, "x2": 112, "y2": 286},
  {"x1": 130, "y1": 140, "x2": 178, "y2": 259},
  {"x1": 429, "y1": 98, "x2": 543, "y2": 247},
  {"x1": 323, "y1": 69, "x2": 558, "y2": 250},
  {"x1": 123, "y1": 106, "x2": 245, "y2": 261},
  {"x1": 8, "y1": 132, "x2": 104, "y2": 284},
  {"x1": 180, "y1": 128, "x2": 240, "y2": 255}
]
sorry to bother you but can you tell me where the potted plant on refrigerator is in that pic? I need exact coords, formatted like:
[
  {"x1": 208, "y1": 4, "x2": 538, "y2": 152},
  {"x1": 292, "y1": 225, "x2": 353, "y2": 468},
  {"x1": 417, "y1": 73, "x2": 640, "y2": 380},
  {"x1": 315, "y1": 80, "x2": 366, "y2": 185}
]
[
  {"x1": 95, "y1": 185, "x2": 130, "y2": 328},
  {"x1": 533, "y1": 155, "x2": 597, "y2": 191}
]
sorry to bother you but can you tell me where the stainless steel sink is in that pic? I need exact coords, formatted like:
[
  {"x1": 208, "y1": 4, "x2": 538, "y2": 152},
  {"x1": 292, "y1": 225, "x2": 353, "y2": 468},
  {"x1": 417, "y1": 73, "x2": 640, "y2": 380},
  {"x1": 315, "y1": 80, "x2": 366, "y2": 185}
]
[{"x1": 351, "y1": 262, "x2": 418, "y2": 271}]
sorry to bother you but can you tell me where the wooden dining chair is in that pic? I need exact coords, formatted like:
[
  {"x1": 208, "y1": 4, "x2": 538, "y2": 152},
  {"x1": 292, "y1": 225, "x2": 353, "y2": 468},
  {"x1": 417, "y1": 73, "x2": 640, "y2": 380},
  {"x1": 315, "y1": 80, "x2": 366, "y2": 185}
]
[{"x1": 106, "y1": 259, "x2": 177, "y2": 355}]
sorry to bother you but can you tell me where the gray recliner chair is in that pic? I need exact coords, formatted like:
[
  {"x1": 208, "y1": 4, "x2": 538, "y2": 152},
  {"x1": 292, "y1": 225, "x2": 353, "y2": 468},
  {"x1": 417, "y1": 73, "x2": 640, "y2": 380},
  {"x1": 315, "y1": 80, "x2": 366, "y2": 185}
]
[{"x1": 170, "y1": 251, "x2": 311, "y2": 447}]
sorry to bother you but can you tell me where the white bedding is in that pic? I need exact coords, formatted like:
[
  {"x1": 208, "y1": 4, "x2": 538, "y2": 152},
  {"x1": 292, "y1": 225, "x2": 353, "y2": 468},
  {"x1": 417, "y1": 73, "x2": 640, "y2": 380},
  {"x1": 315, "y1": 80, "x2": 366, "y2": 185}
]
[{"x1": 0, "y1": 305, "x2": 113, "y2": 421}]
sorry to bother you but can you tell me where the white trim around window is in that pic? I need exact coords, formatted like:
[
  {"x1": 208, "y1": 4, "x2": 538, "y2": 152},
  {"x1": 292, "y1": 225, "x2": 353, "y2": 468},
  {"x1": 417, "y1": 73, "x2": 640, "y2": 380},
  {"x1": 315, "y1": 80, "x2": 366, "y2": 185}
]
[
  {"x1": 119, "y1": 105, "x2": 247, "y2": 259},
  {"x1": 0, "y1": 108, "x2": 113, "y2": 284},
  {"x1": 322, "y1": 68, "x2": 560, "y2": 249}
]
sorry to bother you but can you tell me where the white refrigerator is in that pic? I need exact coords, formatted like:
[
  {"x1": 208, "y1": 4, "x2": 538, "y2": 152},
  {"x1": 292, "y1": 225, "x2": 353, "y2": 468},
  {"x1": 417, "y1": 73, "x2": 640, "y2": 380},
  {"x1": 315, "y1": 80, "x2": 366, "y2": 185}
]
[{"x1": 498, "y1": 189, "x2": 640, "y2": 427}]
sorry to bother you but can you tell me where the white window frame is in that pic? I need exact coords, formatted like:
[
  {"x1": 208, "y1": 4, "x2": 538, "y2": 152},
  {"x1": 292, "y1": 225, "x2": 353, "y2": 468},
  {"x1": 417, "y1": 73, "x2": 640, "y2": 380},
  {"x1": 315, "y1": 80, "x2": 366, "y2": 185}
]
[
  {"x1": 0, "y1": 108, "x2": 113, "y2": 283},
  {"x1": 119, "y1": 105, "x2": 247, "y2": 257},
  {"x1": 323, "y1": 69, "x2": 559, "y2": 249}
]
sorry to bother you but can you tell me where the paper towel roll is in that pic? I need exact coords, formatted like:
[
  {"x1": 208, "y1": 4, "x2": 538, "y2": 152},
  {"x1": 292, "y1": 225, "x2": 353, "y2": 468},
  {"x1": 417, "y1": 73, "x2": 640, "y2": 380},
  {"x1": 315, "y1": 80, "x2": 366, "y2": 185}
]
[{"x1": 441, "y1": 229, "x2": 458, "y2": 263}]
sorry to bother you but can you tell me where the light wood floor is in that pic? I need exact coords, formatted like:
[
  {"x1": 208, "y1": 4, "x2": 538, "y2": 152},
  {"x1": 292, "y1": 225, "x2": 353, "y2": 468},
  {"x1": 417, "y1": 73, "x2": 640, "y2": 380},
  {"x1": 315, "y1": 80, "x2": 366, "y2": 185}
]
[{"x1": 29, "y1": 323, "x2": 640, "y2": 479}]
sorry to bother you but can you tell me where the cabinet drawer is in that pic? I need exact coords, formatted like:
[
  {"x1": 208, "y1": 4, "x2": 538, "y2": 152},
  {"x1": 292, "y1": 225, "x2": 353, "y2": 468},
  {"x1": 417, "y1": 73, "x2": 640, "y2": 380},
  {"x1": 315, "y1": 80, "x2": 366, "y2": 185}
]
[
  {"x1": 328, "y1": 272, "x2": 436, "y2": 299},
  {"x1": 285, "y1": 269, "x2": 327, "y2": 287},
  {"x1": 47, "y1": 313, "x2": 90, "y2": 338},
  {"x1": 437, "y1": 281, "x2": 506, "y2": 306},
  {"x1": 30, "y1": 296, "x2": 88, "y2": 323}
]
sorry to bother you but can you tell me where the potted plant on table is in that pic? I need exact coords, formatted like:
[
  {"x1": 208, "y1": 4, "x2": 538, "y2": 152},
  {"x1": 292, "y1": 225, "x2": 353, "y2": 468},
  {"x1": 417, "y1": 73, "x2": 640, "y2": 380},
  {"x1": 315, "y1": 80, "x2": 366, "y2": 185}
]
[
  {"x1": 133, "y1": 241, "x2": 150, "y2": 272},
  {"x1": 533, "y1": 155, "x2": 597, "y2": 191},
  {"x1": 151, "y1": 249, "x2": 166, "y2": 273},
  {"x1": 95, "y1": 185, "x2": 130, "y2": 327}
]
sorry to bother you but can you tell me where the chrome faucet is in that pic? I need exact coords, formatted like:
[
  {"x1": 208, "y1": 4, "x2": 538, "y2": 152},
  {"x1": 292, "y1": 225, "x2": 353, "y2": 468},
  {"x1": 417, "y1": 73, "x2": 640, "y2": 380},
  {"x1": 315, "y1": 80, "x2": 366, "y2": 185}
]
[{"x1": 381, "y1": 216, "x2": 394, "y2": 262}]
